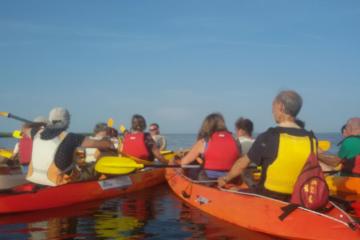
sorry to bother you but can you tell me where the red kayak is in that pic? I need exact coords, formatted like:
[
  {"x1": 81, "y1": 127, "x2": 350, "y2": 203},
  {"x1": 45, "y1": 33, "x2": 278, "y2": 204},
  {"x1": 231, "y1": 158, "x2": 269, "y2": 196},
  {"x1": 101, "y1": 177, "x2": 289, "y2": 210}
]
[
  {"x1": 0, "y1": 168, "x2": 165, "y2": 214},
  {"x1": 166, "y1": 168, "x2": 360, "y2": 240}
]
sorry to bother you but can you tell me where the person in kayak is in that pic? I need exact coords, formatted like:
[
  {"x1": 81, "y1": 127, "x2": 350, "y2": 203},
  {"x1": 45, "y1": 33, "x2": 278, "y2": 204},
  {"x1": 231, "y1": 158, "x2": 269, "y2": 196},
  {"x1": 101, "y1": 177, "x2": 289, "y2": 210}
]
[
  {"x1": 180, "y1": 113, "x2": 240, "y2": 180},
  {"x1": 319, "y1": 117, "x2": 360, "y2": 176},
  {"x1": 235, "y1": 117, "x2": 254, "y2": 156},
  {"x1": 84, "y1": 123, "x2": 112, "y2": 163},
  {"x1": 26, "y1": 107, "x2": 115, "y2": 186},
  {"x1": 119, "y1": 114, "x2": 167, "y2": 163},
  {"x1": 218, "y1": 90, "x2": 318, "y2": 200},
  {"x1": 149, "y1": 123, "x2": 167, "y2": 151},
  {"x1": 11, "y1": 116, "x2": 48, "y2": 173}
]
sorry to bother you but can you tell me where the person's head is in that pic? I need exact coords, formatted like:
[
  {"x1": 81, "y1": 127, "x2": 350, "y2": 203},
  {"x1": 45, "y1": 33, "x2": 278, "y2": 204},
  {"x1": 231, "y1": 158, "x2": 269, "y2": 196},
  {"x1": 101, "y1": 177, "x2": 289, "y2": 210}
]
[
  {"x1": 93, "y1": 123, "x2": 109, "y2": 138},
  {"x1": 149, "y1": 123, "x2": 160, "y2": 135},
  {"x1": 131, "y1": 114, "x2": 146, "y2": 132},
  {"x1": 345, "y1": 117, "x2": 360, "y2": 136},
  {"x1": 197, "y1": 113, "x2": 228, "y2": 140},
  {"x1": 47, "y1": 107, "x2": 70, "y2": 130},
  {"x1": 235, "y1": 117, "x2": 253, "y2": 138},
  {"x1": 272, "y1": 90, "x2": 302, "y2": 124},
  {"x1": 341, "y1": 124, "x2": 349, "y2": 137}
]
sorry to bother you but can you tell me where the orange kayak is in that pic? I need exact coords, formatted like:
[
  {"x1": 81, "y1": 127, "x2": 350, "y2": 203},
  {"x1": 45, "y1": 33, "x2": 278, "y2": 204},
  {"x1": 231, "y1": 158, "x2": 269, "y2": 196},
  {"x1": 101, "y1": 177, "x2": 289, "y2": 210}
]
[
  {"x1": 326, "y1": 175, "x2": 360, "y2": 196},
  {"x1": 166, "y1": 168, "x2": 360, "y2": 240}
]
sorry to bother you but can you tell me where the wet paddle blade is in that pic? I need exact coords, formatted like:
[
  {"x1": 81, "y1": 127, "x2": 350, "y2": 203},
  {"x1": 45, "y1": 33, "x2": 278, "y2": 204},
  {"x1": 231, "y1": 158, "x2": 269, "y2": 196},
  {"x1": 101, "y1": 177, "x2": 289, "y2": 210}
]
[
  {"x1": 107, "y1": 118, "x2": 114, "y2": 128},
  {"x1": 0, "y1": 112, "x2": 9, "y2": 117},
  {"x1": 0, "y1": 149, "x2": 12, "y2": 159}
]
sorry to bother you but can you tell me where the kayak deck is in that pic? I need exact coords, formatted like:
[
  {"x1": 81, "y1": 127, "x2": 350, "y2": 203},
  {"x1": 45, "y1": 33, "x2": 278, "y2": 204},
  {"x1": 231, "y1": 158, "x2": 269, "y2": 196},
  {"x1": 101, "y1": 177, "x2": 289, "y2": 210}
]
[
  {"x1": 166, "y1": 168, "x2": 360, "y2": 240},
  {"x1": 0, "y1": 168, "x2": 165, "y2": 214}
]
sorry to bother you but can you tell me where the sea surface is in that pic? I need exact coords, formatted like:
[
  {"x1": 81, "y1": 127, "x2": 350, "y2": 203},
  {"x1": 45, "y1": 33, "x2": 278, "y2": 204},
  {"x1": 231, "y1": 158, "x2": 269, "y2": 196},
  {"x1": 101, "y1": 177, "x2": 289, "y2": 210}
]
[{"x1": 0, "y1": 133, "x2": 346, "y2": 239}]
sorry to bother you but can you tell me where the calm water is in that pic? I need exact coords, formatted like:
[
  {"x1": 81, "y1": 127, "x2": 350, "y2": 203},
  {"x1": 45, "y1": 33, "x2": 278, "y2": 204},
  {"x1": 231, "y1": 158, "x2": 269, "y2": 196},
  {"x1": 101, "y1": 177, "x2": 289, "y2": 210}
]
[{"x1": 0, "y1": 133, "x2": 347, "y2": 239}]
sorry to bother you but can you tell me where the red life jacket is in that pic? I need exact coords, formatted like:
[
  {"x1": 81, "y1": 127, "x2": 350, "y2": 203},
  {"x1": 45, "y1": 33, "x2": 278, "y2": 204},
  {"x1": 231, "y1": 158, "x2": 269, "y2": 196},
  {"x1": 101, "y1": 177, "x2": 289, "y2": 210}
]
[
  {"x1": 18, "y1": 136, "x2": 33, "y2": 165},
  {"x1": 122, "y1": 132, "x2": 151, "y2": 160},
  {"x1": 203, "y1": 131, "x2": 240, "y2": 171}
]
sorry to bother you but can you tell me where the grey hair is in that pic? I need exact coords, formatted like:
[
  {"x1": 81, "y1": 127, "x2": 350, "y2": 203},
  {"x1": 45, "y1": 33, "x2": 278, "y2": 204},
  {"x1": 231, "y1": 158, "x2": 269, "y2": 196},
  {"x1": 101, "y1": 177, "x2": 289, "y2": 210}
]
[
  {"x1": 347, "y1": 118, "x2": 360, "y2": 131},
  {"x1": 275, "y1": 90, "x2": 303, "y2": 117}
]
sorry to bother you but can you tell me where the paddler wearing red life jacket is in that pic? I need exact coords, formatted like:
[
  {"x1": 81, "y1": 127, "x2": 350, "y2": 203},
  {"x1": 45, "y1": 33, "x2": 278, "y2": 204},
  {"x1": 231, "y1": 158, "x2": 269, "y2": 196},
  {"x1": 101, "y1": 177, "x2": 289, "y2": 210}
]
[
  {"x1": 218, "y1": 90, "x2": 320, "y2": 200},
  {"x1": 319, "y1": 117, "x2": 360, "y2": 176},
  {"x1": 26, "y1": 107, "x2": 115, "y2": 186},
  {"x1": 180, "y1": 113, "x2": 240, "y2": 180},
  {"x1": 119, "y1": 114, "x2": 167, "y2": 163}
]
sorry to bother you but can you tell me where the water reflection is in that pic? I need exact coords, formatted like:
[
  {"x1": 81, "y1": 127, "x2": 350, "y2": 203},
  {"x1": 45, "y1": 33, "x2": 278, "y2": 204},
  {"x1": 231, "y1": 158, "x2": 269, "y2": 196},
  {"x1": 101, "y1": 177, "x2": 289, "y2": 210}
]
[{"x1": 0, "y1": 185, "x2": 289, "y2": 240}]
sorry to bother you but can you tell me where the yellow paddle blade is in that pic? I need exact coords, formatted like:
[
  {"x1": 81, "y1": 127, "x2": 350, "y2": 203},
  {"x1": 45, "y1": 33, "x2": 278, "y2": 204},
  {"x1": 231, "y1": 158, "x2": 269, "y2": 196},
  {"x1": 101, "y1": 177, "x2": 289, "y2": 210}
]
[
  {"x1": 0, "y1": 112, "x2": 9, "y2": 117},
  {"x1": 12, "y1": 130, "x2": 22, "y2": 139},
  {"x1": 319, "y1": 140, "x2": 331, "y2": 152},
  {"x1": 107, "y1": 118, "x2": 114, "y2": 127},
  {"x1": 95, "y1": 156, "x2": 144, "y2": 174},
  {"x1": 0, "y1": 149, "x2": 12, "y2": 159},
  {"x1": 119, "y1": 124, "x2": 127, "y2": 133}
]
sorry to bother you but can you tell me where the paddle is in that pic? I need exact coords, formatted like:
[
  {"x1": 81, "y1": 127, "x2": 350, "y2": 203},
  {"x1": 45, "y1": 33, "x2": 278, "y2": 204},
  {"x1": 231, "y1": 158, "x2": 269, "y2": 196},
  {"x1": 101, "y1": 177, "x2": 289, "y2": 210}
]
[
  {"x1": 0, "y1": 112, "x2": 32, "y2": 123},
  {"x1": 95, "y1": 156, "x2": 200, "y2": 174},
  {"x1": 12, "y1": 130, "x2": 22, "y2": 139},
  {"x1": 0, "y1": 149, "x2": 12, "y2": 159},
  {"x1": 319, "y1": 140, "x2": 331, "y2": 152},
  {"x1": 107, "y1": 118, "x2": 114, "y2": 128}
]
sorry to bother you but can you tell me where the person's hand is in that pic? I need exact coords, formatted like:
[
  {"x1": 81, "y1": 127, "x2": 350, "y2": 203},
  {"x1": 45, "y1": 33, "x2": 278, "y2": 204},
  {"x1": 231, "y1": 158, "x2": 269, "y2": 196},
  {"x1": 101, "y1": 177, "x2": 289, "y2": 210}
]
[{"x1": 217, "y1": 176, "x2": 228, "y2": 188}]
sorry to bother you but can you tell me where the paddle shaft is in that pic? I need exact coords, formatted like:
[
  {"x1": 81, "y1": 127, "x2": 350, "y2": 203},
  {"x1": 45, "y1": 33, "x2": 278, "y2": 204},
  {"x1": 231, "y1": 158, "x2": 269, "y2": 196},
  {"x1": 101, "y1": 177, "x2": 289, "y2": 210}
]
[{"x1": 6, "y1": 113, "x2": 32, "y2": 124}]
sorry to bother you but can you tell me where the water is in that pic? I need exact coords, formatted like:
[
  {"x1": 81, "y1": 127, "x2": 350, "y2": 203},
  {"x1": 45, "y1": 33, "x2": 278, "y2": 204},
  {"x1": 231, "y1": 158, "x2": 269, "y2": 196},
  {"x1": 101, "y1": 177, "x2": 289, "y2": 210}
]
[{"x1": 0, "y1": 133, "x2": 346, "y2": 239}]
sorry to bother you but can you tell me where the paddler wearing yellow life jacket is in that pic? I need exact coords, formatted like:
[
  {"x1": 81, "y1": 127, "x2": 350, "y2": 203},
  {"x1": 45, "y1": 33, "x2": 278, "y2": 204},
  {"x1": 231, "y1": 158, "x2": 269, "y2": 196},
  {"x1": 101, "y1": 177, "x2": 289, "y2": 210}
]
[
  {"x1": 319, "y1": 117, "x2": 360, "y2": 176},
  {"x1": 218, "y1": 90, "x2": 318, "y2": 200},
  {"x1": 26, "y1": 107, "x2": 115, "y2": 186}
]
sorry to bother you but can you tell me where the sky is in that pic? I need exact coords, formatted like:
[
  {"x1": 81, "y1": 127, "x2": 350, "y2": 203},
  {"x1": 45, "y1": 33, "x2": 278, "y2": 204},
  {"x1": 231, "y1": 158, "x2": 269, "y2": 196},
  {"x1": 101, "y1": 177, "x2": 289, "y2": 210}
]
[{"x1": 0, "y1": 0, "x2": 359, "y2": 134}]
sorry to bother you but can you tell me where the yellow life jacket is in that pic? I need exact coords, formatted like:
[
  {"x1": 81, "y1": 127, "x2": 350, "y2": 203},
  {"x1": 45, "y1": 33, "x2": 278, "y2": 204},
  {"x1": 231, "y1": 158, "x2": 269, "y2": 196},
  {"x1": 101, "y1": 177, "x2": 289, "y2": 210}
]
[{"x1": 264, "y1": 132, "x2": 316, "y2": 194}]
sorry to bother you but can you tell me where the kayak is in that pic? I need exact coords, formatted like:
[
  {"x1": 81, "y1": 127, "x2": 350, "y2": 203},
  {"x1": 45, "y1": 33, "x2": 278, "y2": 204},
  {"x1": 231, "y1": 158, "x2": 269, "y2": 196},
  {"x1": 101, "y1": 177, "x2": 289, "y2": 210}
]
[
  {"x1": 166, "y1": 168, "x2": 360, "y2": 240},
  {"x1": 0, "y1": 168, "x2": 165, "y2": 214},
  {"x1": 326, "y1": 175, "x2": 360, "y2": 196}
]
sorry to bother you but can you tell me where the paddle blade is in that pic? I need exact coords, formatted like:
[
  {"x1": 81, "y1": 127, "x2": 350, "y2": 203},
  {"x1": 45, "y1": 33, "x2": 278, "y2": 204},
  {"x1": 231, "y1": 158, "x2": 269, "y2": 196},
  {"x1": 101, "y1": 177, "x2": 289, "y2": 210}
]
[
  {"x1": 95, "y1": 156, "x2": 144, "y2": 174},
  {"x1": 119, "y1": 124, "x2": 127, "y2": 133},
  {"x1": 12, "y1": 130, "x2": 22, "y2": 139},
  {"x1": 319, "y1": 140, "x2": 331, "y2": 152},
  {"x1": 107, "y1": 118, "x2": 114, "y2": 127},
  {"x1": 0, "y1": 149, "x2": 12, "y2": 159},
  {"x1": 0, "y1": 112, "x2": 9, "y2": 118}
]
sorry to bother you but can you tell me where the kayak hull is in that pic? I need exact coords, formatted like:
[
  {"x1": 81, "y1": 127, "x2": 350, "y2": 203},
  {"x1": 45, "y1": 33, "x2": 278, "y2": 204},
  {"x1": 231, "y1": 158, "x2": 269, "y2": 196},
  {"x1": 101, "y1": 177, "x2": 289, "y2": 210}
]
[
  {"x1": 166, "y1": 168, "x2": 360, "y2": 240},
  {"x1": 326, "y1": 175, "x2": 360, "y2": 196},
  {"x1": 0, "y1": 168, "x2": 165, "y2": 214}
]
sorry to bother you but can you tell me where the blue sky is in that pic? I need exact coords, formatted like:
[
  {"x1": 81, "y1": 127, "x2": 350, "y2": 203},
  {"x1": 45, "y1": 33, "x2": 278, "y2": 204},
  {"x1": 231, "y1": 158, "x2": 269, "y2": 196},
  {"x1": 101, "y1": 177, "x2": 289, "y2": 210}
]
[{"x1": 0, "y1": 1, "x2": 359, "y2": 133}]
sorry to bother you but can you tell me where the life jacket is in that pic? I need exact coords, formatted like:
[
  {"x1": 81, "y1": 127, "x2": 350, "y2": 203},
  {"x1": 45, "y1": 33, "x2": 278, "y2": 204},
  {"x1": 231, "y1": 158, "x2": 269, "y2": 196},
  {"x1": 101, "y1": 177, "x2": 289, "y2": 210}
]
[
  {"x1": 203, "y1": 131, "x2": 240, "y2": 171},
  {"x1": 264, "y1": 129, "x2": 316, "y2": 194},
  {"x1": 18, "y1": 135, "x2": 32, "y2": 165},
  {"x1": 342, "y1": 155, "x2": 360, "y2": 175},
  {"x1": 122, "y1": 132, "x2": 150, "y2": 160},
  {"x1": 26, "y1": 130, "x2": 68, "y2": 186}
]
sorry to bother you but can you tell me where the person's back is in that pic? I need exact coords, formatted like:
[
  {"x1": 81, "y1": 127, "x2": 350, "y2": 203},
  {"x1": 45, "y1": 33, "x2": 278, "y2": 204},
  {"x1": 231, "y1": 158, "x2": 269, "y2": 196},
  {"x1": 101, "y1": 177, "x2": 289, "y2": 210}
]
[
  {"x1": 235, "y1": 117, "x2": 255, "y2": 155},
  {"x1": 219, "y1": 90, "x2": 317, "y2": 200},
  {"x1": 180, "y1": 113, "x2": 240, "y2": 180},
  {"x1": 121, "y1": 115, "x2": 167, "y2": 163}
]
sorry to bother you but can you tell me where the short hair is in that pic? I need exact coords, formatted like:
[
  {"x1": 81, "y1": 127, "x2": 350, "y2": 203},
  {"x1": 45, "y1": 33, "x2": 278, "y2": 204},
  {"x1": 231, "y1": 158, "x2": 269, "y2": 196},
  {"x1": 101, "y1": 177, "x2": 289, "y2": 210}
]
[
  {"x1": 275, "y1": 90, "x2": 303, "y2": 117},
  {"x1": 295, "y1": 119, "x2": 305, "y2": 128},
  {"x1": 131, "y1": 114, "x2": 146, "y2": 132},
  {"x1": 235, "y1": 118, "x2": 254, "y2": 136},
  {"x1": 150, "y1": 123, "x2": 159, "y2": 130},
  {"x1": 341, "y1": 124, "x2": 347, "y2": 134},
  {"x1": 93, "y1": 123, "x2": 108, "y2": 134},
  {"x1": 346, "y1": 118, "x2": 360, "y2": 132}
]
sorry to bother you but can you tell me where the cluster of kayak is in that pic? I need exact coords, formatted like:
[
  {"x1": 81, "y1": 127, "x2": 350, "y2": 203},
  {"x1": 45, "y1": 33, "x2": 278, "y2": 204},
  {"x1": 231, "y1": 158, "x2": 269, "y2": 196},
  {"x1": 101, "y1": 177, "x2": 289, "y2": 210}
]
[{"x1": 0, "y1": 149, "x2": 360, "y2": 239}]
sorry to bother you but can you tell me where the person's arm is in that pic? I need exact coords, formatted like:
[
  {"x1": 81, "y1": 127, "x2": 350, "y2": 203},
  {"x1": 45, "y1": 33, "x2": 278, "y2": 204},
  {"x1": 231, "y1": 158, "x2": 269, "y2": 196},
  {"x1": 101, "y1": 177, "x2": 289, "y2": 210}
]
[
  {"x1": 318, "y1": 153, "x2": 342, "y2": 167},
  {"x1": 152, "y1": 145, "x2": 167, "y2": 163},
  {"x1": 81, "y1": 137, "x2": 115, "y2": 151},
  {"x1": 159, "y1": 136, "x2": 167, "y2": 151},
  {"x1": 180, "y1": 140, "x2": 203, "y2": 165},
  {"x1": 218, "y1": 155, "x2": 251, "y2": 187}
]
